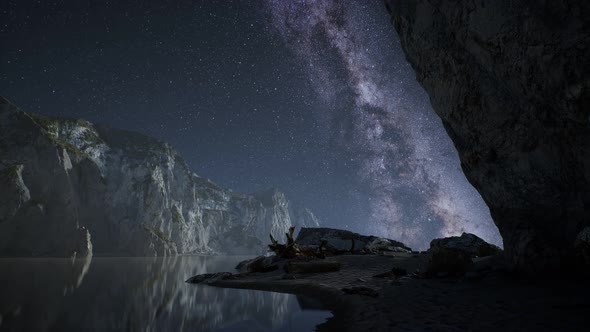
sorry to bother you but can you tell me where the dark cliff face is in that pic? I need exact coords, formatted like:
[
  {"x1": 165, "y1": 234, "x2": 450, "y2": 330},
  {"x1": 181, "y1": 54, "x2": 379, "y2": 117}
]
[{"x1": 385, "y1": 0, "x2": 590, "y2": 271}]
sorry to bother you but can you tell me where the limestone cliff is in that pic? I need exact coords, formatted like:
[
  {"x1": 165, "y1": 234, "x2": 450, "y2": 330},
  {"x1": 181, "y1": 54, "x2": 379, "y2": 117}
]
[
  {"x1": 385, "y1": 0, "x2": 590, "y2": 270},
  {"x1": 0, "y1": 97, "x2": 319, "y2": 257}
]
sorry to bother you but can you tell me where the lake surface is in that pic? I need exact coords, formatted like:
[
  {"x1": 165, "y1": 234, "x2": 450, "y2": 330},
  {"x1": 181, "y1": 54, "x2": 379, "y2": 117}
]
[{"x1": 0, "y1": 256, "x2": 331, "y2": 332}]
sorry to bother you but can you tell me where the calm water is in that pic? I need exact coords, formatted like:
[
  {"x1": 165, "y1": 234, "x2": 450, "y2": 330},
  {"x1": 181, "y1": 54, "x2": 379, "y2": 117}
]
[{"x1": 0, "y1": 256, "x2": 331, "y2": 332}]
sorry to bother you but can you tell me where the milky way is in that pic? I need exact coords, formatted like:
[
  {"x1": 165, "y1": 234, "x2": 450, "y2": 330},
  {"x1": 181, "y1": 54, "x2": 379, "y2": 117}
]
[
  {"x1": 265, "y1": 0, "x2": 502, "y2": 249},
  {"x1": 0, "y1": 0, "x2": 501, "y2": 250}
]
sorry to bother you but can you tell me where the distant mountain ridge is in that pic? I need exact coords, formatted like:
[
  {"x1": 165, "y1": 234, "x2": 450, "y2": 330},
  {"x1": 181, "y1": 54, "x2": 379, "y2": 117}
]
[{"x1": 0, "y1": 97, "x2": 319, "y2": 257}]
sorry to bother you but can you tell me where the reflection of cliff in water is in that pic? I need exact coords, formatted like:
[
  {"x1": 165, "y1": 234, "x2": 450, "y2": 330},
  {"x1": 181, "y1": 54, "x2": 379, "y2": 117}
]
[
  {"x1": 0, "y1": 256, "x2": 329, "y2": 331},
  {"x1": 0, "y1": 257, "x2": 94, "y2": 331}
]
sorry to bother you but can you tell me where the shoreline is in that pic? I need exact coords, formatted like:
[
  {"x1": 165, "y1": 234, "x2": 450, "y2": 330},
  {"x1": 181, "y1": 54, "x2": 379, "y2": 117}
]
[
  {"x1": 190, "y1": 253, "x2": 590, "y2": 332},
  {"x1": 199, "y1": 276, "x2": 368, "y2": 331},
  {"x1": 190, "y1": 253, "x2": 428, "y2": 331},
  {"x1": 205, "y1": 278, "x2": 359, "y2": 331}
]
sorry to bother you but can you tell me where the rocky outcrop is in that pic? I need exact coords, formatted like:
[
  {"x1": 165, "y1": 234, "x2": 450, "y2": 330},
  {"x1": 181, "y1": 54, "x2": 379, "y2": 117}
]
[
  {"x1": 236, "y1": 255, "x2": 280, "y2": 273},
  {"x1": 0, "y1": 97, "x2": 320, "y2": 257},
  {"x1": 426, "y1": 233, "x2": 501, "y2": 275},
  {"x1": 385, "y1": 0, "x2": 590, "y2": 271},
  {"x1": 296, "y1": 227, "x2": 411, "y2": 254},
  {"x1": 429, "y1": 233, "x2": 502, "y2": 258}
]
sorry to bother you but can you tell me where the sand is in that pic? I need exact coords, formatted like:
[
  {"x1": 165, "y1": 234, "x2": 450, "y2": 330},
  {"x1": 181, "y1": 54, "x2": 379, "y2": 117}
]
[{"x1": 193, "y1": 253, "x2": 590, "y2": 331}]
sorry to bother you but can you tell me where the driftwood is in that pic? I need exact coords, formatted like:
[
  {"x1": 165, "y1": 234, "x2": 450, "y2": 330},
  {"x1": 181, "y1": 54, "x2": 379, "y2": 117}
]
[
  {"x1": 268, "y1": 226, "x2": 300, "y2": 258},
  {"x1": 268, "y1": 226, "x2": 323, "y2": 258}
]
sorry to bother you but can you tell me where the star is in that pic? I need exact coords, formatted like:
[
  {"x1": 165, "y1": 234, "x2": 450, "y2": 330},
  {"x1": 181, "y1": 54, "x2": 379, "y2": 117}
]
[{"x1": 0, "y1": 0, "x2": 501, "y2": 250}]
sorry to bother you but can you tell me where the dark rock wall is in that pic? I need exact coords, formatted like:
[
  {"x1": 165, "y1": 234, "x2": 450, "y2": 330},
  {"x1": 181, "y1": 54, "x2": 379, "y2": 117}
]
[{"x1": 385, "y1": 0, "x2": 590, "y2": 270}]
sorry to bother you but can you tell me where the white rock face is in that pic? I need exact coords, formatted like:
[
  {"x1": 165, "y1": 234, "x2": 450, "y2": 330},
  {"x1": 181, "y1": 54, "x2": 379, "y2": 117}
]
[
  {"x1": 0, "y1": 97, "x2": 320, "y2": 257},
  {"x1": 290, "y1": 206, "x2": 321, "y2": 233}
]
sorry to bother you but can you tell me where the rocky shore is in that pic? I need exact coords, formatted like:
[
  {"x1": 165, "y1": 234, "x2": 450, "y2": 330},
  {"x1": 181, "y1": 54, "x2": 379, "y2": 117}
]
[{"x1": 187, "y1": 229, "x2": 590, "y2": 331}]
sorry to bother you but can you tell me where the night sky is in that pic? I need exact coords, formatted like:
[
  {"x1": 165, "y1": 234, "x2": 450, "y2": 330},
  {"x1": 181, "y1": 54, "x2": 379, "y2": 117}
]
[{"x1": 0, "y1": 0, "x2": 502, "y2": 249}]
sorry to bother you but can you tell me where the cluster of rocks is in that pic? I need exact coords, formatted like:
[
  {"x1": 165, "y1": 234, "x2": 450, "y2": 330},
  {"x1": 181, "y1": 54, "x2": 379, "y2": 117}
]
[
  {"x1": 188, "y1": 229, "x2": 506, "y2": 289},
  {"x1": 188, "y1": 228, "x2": 415, "y2": 285}
]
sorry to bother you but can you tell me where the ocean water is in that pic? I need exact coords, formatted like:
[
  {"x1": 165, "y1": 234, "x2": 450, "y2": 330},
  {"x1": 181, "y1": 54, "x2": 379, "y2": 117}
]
[{"x1": 0, "y1": 256, "x2": 331, "y2": 331}]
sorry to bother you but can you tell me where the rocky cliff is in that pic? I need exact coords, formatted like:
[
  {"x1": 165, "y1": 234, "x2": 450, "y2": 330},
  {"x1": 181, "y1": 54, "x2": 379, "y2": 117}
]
[
  {"x1": 0, "y1": 97, "x2": 319, "y2": 257},
  {"x1": 385, "y1": 0, "x2": 590, "y2": 271}
]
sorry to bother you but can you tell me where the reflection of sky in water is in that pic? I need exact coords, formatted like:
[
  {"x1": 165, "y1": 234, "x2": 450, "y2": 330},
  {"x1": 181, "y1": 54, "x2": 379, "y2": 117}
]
[{"x1": 0, "y1": 256, "x2": 331, "y2": 331}]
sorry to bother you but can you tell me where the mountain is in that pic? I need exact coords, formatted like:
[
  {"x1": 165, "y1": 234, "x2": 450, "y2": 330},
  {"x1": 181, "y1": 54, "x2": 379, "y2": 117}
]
[{"x1": 0, "y1": 97, "x2": 319, "y2": 257}]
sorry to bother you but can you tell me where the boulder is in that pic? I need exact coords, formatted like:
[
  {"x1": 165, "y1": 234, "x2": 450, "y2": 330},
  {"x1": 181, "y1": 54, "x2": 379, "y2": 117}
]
[
  {"x1": 365, "y1": 237, "x2": 412, "y2": 254},
  {"x1": 429, "y1": 233, "x2": 502, "y2": 258},
  {"x1": 426, "y1": 233, "x2": 501, "y2": 275},
  {"x1": 296, "y1": 227, "x2": 411, "y2": 255}
]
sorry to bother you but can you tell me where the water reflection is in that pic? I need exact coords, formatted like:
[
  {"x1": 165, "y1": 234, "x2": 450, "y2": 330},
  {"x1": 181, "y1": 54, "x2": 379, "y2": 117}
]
[{"x1": 0, "y1": 256, "x2": 331, "y2": 331}]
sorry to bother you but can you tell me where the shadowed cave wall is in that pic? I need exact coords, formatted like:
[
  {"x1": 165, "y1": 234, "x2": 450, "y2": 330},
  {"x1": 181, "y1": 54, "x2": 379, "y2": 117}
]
[{"x1": 385, "y1": 0, "x2": 590, "y2": 271}]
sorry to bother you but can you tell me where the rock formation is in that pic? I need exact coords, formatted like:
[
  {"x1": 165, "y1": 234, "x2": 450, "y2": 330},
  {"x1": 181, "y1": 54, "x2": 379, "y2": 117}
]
[
  {"x1": 426, "y1": 233, "x2": 502, "y2": 275},
  {"x1": 385, "y1": 0, "x2": 590, "y2": 271},
  {"x1": 296, "y1": 227, "x2": 411, "y2": 254},
  {"x1": 429, "y1": 233, "x2": 502, "y2": 258},
  {"x1": 0, "y1": 97, "x2": 319, "y2": 257}
]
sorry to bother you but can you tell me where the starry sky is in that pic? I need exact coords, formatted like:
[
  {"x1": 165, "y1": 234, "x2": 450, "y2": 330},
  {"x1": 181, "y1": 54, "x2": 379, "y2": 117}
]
[{"x1": 0, "y1": 0, "x2": 501, "y2": 249}]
